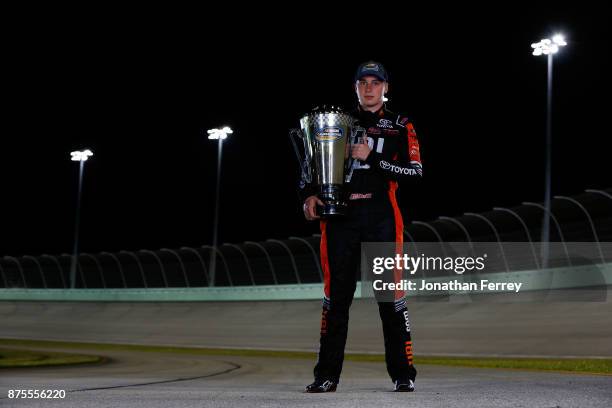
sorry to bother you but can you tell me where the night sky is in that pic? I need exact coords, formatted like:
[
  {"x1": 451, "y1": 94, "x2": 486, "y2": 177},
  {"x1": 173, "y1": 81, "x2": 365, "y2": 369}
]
[{"x1": 2, "y1": 9, "x2": 610, "y2": 256}]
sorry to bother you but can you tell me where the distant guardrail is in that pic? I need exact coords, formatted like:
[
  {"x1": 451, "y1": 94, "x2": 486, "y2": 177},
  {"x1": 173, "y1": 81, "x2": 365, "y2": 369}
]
[{"x1": 1, "y1": 263, "x2": 610, "y2": 302}]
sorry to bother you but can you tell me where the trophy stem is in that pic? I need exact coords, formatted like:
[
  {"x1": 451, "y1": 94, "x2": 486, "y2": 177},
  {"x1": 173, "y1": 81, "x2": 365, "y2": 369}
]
[{"x1": 319, "y1": 184, "x2": 347, "y2": 217}]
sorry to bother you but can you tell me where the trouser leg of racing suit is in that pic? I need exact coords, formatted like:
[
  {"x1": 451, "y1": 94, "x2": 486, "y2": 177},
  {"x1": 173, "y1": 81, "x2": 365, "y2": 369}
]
[
  {"x1": 377, "y1": 302, "x2": 416, "y2": 382},
  {"x1": 314, "y1": 216, "x2": 360, "y2": 383},
  {"x1": 364, "y1": 209, "x2": 417, "y2": 383}
]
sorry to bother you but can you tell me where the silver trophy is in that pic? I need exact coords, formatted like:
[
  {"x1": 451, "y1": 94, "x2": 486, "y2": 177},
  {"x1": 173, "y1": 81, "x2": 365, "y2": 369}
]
[{"x1": 290, "y1": 106, "x2": 364, "y2": 217}]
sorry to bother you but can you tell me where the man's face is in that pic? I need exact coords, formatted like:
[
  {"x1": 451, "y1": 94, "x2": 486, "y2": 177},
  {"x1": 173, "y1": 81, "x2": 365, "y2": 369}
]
[{"x1": 355, "y1": 75, "x2": 387, "y2": 109}]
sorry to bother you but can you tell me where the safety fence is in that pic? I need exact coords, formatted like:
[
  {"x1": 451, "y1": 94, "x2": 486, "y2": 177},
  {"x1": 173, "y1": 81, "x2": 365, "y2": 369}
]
[{"x1": 1, "y1": 189, "x2": 611, "y2": 289}]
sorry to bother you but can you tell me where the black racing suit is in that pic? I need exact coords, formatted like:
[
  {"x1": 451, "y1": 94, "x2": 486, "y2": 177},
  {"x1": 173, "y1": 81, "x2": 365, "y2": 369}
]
[{"x1": 300, "y1": 105, "x2": 423, "y2": 384}]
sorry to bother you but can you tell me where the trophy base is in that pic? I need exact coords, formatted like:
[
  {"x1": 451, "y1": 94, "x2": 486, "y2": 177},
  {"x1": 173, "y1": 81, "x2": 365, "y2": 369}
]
[
  {"x1": 319, "y1": 202, "x2": 347, "y2": 217},
  {"x1": 318, "y1": 185, "x2": 347, "y2": 218}
]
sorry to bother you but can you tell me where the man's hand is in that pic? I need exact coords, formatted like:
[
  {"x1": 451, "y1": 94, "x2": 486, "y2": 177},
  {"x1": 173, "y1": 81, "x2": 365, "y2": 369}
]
[
  {"x1": 351, "y1": 136, "x2": 372, "y2": 161},
  {"x1": 303, "y1": 195, "x2": 324, "y2": 221}
]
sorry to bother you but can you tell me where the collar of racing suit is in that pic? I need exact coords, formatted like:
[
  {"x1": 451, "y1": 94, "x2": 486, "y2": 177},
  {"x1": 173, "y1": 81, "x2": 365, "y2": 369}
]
[{"x1": 355, "y1": 103, "x2": 388, "y2": 121}]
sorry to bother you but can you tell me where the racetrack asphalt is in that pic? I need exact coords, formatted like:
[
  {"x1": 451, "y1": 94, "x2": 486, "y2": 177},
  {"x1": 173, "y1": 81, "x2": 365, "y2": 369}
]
[
  {"x1": 1, "y1": 344, "x2": 611, "y2": 408},
  {"x1": 1, "y1": 289, "x2": 611, "y2": 407}
]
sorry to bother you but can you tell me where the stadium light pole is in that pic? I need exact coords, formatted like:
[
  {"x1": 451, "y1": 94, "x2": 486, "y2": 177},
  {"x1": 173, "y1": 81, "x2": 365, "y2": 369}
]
[
  {"x1": 531, "y1": 34, "x2": 567, "y2": 269},
  {"x1": 69, "y1": 149, "x2": 94, "y2": 289},
  {"x1": 207, "y1": 126, "x2": 233, "y2": 287}
]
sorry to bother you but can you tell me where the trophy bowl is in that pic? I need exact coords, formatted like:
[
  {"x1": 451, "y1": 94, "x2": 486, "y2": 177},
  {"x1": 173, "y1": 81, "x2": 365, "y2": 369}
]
[{"x1": 292, "y1": 106, "x2": 358, "y2": 217}]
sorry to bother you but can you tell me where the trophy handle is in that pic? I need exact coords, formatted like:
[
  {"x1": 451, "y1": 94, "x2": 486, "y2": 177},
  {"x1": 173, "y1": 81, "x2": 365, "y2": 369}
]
[
  {"x1": 289, "y1": 128, "x2": 312, "y2": 183},
  {"x1": 345, "y1": 126, "x2": 366, "y2": 182}
]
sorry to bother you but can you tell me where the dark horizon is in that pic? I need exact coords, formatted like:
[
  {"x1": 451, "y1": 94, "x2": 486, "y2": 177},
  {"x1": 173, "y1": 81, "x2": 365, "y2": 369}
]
[{"x1": 2, "y1": 10, "x2": 610, "y2": 256}]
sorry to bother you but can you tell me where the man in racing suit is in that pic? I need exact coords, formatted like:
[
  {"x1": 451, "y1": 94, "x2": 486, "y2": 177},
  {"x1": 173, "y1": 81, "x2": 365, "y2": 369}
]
[{"x1": 302, "y1": 61, "x2": 423, "y2": 393}]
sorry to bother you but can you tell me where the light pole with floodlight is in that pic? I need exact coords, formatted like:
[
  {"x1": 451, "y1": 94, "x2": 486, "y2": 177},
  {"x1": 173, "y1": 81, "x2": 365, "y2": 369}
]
[
  {"x1": 207, "y1": 127, "x2": 233, "y2": 287},
  {"x1": 531, "y1": 34, "x2": 567, "y2": 269},
  {"x1": 69, "y1": 149, "x2": 93, "y2": 289}
]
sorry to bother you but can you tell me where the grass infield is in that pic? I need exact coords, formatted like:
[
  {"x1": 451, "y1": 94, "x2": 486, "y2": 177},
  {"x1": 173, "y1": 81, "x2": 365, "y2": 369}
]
[
  {"x1": 0, "y1": 338, "x2": 609, "y2": 375},
  {"x1": 0, "y1": 347, "x2": 105, "y2": 368}
]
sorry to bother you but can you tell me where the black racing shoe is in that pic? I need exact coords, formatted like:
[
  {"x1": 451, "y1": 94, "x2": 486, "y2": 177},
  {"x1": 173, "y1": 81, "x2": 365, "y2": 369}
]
[
  {"x1": 394, "y1": 378, "x2": 415, "y2": 392},
  {"x1": 304, "y1": 379, "x2": 337, "y2": 393}
]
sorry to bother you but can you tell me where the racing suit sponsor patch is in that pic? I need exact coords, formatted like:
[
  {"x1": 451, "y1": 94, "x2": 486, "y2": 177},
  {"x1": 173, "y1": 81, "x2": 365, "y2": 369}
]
[
  {"x1": 380, "y1": 160, "x2": 418, "y2": 176},
  {"x1": 349, "y1": 193, "x2": 373, "y2": 200},
  {"x1": 377, "y1": 119, "x2": 394, "y2": 129}
]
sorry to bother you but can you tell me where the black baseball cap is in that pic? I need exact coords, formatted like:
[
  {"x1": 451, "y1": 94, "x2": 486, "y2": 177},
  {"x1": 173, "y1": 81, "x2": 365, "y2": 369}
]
[{"x1": 354, "y1": 61, "x2": 388, "y2": 82}]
